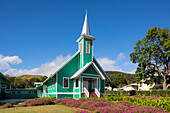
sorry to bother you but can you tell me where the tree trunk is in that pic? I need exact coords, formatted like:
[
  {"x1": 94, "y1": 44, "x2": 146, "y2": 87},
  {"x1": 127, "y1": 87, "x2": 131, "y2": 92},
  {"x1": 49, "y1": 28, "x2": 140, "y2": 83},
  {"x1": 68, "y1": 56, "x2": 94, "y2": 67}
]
[{"x1": 163, "y1": 75, "x2": 167, "y2": 90}]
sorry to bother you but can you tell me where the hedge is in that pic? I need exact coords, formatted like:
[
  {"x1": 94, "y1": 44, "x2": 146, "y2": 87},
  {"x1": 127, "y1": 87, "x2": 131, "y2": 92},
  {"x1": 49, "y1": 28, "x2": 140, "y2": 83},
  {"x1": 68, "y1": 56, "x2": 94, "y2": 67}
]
[{"x1": 105, "y1": 90, "x2": 170, "y2": 97}]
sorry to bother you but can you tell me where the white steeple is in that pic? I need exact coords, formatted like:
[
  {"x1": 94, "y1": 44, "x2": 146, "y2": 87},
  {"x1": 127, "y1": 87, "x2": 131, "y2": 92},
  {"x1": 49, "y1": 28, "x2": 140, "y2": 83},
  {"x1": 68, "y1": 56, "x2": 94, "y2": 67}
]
[{"x1": 81, "y1": 11, "x2": 91, "y2": 35}]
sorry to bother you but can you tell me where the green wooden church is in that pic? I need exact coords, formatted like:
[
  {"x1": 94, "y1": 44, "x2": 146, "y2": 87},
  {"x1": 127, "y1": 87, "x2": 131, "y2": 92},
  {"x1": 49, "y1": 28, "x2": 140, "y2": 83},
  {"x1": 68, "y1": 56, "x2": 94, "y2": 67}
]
[{"x1": 35, "y1": 12, "x2": 111, "y2": 99}]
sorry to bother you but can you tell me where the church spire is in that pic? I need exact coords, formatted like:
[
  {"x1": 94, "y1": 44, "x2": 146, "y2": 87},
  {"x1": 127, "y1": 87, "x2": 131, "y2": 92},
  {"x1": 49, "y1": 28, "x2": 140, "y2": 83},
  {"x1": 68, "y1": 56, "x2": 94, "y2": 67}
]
[{"x1": 81, "y1": 11, "x2": 91, "y2": 35}]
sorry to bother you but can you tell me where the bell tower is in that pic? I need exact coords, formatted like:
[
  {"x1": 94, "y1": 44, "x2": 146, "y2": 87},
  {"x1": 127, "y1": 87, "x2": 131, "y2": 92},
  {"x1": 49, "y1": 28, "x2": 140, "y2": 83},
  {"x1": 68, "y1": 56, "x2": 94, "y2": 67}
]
[{"x1": 77, "y1": 11, "x2": 96, "y2": 69}]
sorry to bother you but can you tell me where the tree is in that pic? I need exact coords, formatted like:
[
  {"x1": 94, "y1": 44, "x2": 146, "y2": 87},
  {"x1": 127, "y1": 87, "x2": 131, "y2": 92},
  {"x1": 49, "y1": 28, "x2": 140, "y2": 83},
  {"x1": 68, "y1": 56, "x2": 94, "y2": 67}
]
[
  {"x1": 130, "y1": 27, "x2": 170, "y2": 90},
  {"x1": 118, "y1": 74, "x2": 127, "y2": 87}
]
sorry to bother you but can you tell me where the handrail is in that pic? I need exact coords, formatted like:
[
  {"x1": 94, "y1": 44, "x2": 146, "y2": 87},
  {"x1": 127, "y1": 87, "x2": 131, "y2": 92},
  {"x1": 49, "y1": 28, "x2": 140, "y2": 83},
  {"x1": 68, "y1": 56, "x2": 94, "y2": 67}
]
[
  {"x1": 43, "y1": 90, "x2": 50, "y2": 97},
  {"x1": 84, "y1": 87, "x2": 89, "y2": 97},
  {"x1": 95, "y1": 88, "x2": 100, "y2": 97}
]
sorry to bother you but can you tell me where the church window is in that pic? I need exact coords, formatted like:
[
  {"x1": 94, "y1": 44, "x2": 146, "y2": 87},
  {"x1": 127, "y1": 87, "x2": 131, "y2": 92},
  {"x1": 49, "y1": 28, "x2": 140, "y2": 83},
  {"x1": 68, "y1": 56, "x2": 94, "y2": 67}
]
[
  {"x1": 86, "y1": 41, "x2": 90, "y2": 54},
  {"x1": 80, "y1": 43, "x2": 82, "y2": 54},
  {"x1": 63, "y1": 77, "x2": 69, "y2": 88}
]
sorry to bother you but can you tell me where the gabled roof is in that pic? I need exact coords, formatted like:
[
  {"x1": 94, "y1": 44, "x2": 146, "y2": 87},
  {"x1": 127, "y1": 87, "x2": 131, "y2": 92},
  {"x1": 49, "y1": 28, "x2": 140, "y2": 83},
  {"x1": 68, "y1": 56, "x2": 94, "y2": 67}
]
[
  {"x1": 43, "y1": 51, "x2": 80, "y2": 84},
  {"x1": 93, "y1": 57, "x2": 111, "y2": 82},
  {"x1": 70, "y1": 62, "x2": 93, "y2": 79},
  {"x1": 70, "y1": 61, "x2": 107, "y2": 80}
]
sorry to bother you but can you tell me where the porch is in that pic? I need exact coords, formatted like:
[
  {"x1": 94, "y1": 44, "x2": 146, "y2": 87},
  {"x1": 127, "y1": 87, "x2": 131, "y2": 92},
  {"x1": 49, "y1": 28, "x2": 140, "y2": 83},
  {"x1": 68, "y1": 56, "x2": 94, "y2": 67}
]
[{"x1": 73, "y1": 75, "x2": 102, "y2": 98}]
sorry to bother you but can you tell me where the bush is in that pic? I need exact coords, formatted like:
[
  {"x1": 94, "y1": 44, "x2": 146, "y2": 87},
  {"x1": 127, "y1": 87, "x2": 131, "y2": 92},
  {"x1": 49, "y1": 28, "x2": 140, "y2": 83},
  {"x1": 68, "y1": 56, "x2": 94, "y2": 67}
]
[
  {"x1": 106, "y1": 90, "x2": 170, "y2": 97},
  {"x1": 25, "y1": 98, "x2": 54, "y2": 106}
]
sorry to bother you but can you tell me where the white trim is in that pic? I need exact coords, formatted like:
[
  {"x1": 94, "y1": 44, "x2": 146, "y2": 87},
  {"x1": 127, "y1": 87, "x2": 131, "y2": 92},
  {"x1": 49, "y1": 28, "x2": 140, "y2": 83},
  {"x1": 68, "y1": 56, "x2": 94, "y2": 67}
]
[
  {"x1": 82, "y1": 73, "x2": 99, "y2": 76},
  {"x1": 77, "y1": 34, "x2": 95, "y2": 42},
  {"x1": 92, "y1": 63, "x2": 106, "y2": 80},
  {"x1": 79, "y1": 77, "x2": 81, "y2": 97},
  {"x1": 48, "y1": 92, "x2": 56, "y2": 94},
  {"x1": 81, "y1": 76, "x2": 99, "y2": 78},
  {"x1": 86, "y1": 41, "x2": 90, "y2": 54},
  {"x1": 43, "y1": 51, "x2": 80, "y2": 84},
  {"x1": 93, "y1": 57, "x2": 111, "y2": 81},
  {"x1": 63, "y1": 77, "x2": 69, "y2": 89},
  {"x1": 70, "y1": 62, "x2": 93, "y2": 79},
  {"x1": 83, "y1": 38, "x2": 84, "y2": 67},
  {"x1": 56, "y1": 73, "x2": 58, "y2": 98}
]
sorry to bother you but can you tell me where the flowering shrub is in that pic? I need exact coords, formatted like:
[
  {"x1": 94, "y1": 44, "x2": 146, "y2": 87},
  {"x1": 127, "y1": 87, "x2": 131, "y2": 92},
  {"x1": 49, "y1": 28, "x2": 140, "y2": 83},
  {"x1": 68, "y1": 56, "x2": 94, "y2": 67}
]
[
  {"x1": 25, "y1": 98, "x2": 54, "y2": 106},
  {"x1": 54, "y1": 98, "x2": 168, "y2": 113},
  {"x1": 1, "y1": 104, "x2": 13, "y2": 108}
]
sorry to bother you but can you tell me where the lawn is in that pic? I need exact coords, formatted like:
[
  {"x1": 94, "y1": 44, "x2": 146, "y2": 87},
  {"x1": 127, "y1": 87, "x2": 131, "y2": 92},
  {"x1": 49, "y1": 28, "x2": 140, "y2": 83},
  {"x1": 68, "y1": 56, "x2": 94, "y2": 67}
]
[{"x1": 0, "y1": 105, "x2": 77, "y2": 113}]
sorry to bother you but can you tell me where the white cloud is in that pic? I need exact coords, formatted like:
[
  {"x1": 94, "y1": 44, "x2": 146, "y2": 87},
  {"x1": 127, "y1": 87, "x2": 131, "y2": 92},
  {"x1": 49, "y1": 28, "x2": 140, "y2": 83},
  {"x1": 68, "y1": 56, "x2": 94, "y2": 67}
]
[
  {"x1": 97, "y1": 57, "x2": 121, "y2": 71},
  {"x1": 126, "y1": 69, "x2": 136, "y2": 74},
  {"x1": 4, "y1": 55, "x2": 71, "y2": 76},
  {"x1": 117, "y1": 53, "x2": 126, "y2": 61},
  {"x1": 0, "y1": 54, "x2": 22, "y2": 70}
]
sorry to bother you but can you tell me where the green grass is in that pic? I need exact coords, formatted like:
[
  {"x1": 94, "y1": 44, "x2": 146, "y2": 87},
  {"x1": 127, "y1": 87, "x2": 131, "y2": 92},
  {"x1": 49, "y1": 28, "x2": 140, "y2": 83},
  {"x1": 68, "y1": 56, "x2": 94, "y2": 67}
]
[{"x1": 0, "y1": 105, "x2": 77, "y2": 113}]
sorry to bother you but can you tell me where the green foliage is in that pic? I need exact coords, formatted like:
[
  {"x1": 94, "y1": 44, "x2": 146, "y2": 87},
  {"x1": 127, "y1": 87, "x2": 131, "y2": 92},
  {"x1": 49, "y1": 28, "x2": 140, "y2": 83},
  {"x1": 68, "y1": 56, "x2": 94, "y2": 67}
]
[
  {"x1": 7, "y1": 75, "x2": 47, "y2": 88},
  {"x1": 34, "y1": 97, "x2": 56, "y2": 101},
  {"x1": 130, "y1": 27, "x2": 170, "y2": 89},
  {"x1": 106, "y1": 90, "x2": 170, "y2": 97},
  {"x1": 6, "y1": 102, "x2": 15, "y2": 105},
  {"x1": 101, "y1": 95, "x2": 170, "y2": 112},
  {"x1": 105, "y1": 71, "x2": 136, "y2": 88}
]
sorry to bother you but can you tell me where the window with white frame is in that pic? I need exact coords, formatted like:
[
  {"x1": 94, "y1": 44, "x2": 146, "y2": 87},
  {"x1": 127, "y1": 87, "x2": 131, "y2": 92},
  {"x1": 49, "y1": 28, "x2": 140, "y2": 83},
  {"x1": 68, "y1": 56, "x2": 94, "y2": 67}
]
[
  {"x1": 1, "y1": 84, "x2": 6, "y2": 88},
  {"x1": 86, "y1": 41, "x2": 90, "y2": 54},
  {"x1": 80, "y1": 43, "x2": 82, "y2": 54},
  {"x1": 5, "y1": 89, "x2": 10, "y2": 93},
  {"x1": 63, "y1": 77, "x2": 69, "y2": 88},
  {"x1": 75, "y1": 79, "x2": 79, "y2": 88}
]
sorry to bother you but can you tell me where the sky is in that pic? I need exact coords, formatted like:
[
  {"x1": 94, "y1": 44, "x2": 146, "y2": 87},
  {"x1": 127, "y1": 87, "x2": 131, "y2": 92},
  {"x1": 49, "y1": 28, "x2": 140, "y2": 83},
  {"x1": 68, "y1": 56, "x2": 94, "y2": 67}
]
[{"x1": 0, "y1": 0, "x2": 170, "y2": 76}]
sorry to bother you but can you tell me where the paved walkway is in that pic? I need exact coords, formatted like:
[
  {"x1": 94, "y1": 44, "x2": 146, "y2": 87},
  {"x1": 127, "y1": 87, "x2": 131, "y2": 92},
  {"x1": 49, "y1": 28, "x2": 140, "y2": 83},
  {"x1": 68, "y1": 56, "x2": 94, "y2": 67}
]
[{"x1": 0, "y1": 99, "x2": 29, "y2": 104}]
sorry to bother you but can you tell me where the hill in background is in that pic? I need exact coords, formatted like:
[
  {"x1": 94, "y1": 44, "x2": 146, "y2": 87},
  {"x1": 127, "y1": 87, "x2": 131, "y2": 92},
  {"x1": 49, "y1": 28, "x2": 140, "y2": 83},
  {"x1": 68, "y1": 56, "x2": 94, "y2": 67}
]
[
  {"x1": 105, "y1": 71, "x2": 136, "y2": 88},
  {"x1": 7, "y1": 75, "x2": 47, "y2": 88}
]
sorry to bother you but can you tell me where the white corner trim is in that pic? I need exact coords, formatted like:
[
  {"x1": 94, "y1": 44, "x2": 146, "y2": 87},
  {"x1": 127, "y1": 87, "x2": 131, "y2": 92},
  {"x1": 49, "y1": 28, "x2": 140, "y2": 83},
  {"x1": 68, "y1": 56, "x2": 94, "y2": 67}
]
[{"x1": 92, "y1": 63, "x2": 106, "y2": 80}]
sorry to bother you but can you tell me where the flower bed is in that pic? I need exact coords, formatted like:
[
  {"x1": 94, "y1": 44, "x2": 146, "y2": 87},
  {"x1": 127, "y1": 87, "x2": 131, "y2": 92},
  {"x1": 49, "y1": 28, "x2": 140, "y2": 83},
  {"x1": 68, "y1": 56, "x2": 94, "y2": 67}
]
[
  {"x1": 100, "y1": 95, "x2": 170, "y2": 112},
  {"x1": 54, "y1": 98, "x2": 167, "y2": 113}
]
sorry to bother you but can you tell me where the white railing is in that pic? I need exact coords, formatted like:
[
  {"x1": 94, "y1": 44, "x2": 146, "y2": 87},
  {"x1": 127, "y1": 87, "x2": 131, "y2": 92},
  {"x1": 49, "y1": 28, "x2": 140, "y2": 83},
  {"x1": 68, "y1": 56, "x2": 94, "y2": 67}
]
[
  {"x1": 84, "y1": 87, "x2": 89, "y2": 97},
  {"x1": 43, "y1": 90, "x2": 50, "y2": 97},
  {"x1": 95, "y1": 88, "x2": 100, "y2": 97}
]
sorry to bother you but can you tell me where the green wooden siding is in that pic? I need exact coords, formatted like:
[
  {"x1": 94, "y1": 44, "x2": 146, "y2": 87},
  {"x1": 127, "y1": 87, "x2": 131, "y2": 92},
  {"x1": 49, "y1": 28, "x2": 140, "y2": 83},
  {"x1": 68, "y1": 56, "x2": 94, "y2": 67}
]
[
  {"x1": 58, "y1": 94, "x2": 73, "y2": 99},
  {"x1": 46, "y1": 75, "x2": 56, "y2": 93},
  {"x1": 57, "y1": 53, "x2": 79, "y2": 92},
  {"x1": 74, "y1": 94, "x2": 80, "y2": 99},
  {"x1": 100, "y1": 80, "x2": 105, "y2": 93},
  {"x1": 79, "y1": 38, "x2": 83, "y2": 69},
  {"x1": 83, "y1": 65, "x2": 98, "y2": 75},
  {"x1": 6, "y1": 89, "x2": 37, "y2": 99}
]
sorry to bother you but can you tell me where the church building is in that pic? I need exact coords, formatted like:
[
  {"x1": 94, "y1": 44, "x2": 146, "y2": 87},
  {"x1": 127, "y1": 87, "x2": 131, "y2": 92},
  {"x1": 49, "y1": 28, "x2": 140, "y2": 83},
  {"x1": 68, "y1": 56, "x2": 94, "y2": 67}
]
[{"x1": 35, "y1": 12, "x2": 111, "y2": 99}]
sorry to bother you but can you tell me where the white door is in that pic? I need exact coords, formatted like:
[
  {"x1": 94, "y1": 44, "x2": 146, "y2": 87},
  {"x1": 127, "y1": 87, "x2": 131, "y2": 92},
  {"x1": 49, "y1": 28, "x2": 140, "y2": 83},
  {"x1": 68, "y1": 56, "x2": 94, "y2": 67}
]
[{"x1": 83, "y1": 81, "x2": 88, "y2": 92}]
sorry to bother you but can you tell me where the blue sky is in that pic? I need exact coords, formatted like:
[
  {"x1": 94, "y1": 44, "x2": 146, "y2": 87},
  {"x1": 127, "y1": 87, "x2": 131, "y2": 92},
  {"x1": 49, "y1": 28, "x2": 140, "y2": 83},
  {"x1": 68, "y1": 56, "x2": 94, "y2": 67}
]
[{"x1": 0, "y1": 0, "x2": 170, "y2": 76}]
